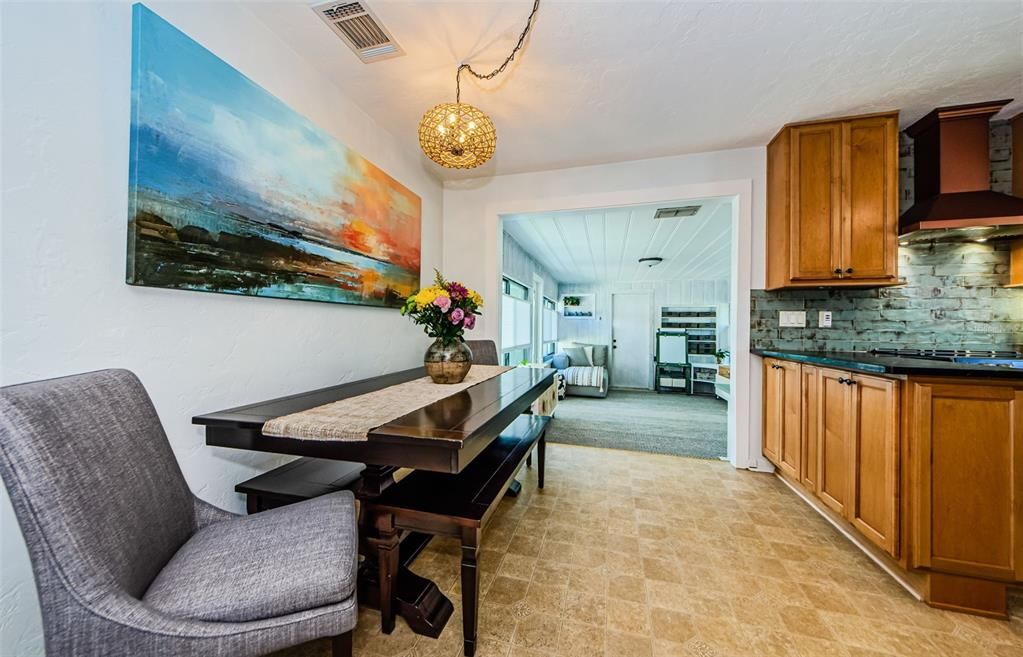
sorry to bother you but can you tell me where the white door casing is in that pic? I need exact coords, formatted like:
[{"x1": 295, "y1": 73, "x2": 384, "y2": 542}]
[
  {"x1": 481, "y1": 178, "x2": 755, "y2": 469},
  {"x1": 611, "y1": 292, "x2": 653, "y2": 389},
  {"x1": 531, "y1": 273, "x2": 544, "y2": 363}
]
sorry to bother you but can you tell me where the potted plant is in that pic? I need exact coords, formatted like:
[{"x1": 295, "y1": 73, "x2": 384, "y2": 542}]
[
  {"x1": 714, "y1": 349, "x2": 730, "y2": 364},
  {"x1": 401, "y1": 270, "x2": 484, "y2": 383}
]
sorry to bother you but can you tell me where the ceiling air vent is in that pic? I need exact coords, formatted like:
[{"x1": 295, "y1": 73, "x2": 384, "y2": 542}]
[
  {"x1": 312, "y1": 1, "x2": 404, "y2": 63},
  {"x1": 654, "y1": 205, "x2": 701, "y2": 219}
]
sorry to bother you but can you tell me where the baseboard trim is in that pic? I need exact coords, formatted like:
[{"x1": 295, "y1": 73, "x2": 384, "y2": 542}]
[{"x1": 775, "y1": 474, "x2": 924, "y2": 602}]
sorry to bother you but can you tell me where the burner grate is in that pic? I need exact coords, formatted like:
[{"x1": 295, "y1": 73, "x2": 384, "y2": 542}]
[{"x1": 870, "y1": 348, "x2": 1023, "y2": 360}]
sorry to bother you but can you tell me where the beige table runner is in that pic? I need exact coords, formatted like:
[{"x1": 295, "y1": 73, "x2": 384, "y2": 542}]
[{"x1": 262, "y1": 365, "x2": 512, "y2": 442}]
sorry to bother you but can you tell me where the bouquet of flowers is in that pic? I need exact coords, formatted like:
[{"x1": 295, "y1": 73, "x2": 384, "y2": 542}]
[{"x1": 401, "y1": 270, "x2": 483, "y2": 345}]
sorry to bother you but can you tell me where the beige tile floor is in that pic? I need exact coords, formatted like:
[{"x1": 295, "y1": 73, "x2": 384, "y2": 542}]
[{"x1": 279, "y1": 443, "x2": 1023, "y2": 657}]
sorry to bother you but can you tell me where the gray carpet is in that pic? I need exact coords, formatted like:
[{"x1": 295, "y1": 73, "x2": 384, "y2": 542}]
[{"x1": 547, "y1": 389, "x2": 727, "y2": 459}]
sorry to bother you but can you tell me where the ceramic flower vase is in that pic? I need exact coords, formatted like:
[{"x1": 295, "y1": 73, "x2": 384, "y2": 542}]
[{"x1": 424, "y1": 338, "x2": 473, "y2": 384}]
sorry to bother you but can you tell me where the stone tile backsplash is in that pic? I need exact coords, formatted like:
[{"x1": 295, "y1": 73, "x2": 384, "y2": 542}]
[{"x1": 751, "y1": 242, "x2": 1023, "y2": 352}]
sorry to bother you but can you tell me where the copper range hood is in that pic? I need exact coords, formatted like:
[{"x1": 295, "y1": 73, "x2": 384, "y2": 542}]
[{"x1": 899, "y1": 99, "x2": 1023, "y2": 243}]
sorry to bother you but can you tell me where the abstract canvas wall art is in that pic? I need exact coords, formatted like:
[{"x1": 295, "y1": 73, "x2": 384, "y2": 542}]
[{"x1": 127, "y1": 4, "x2": 421, "y2": 307}]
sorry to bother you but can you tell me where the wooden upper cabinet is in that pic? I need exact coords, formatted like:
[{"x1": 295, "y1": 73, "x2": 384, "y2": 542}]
[
  {"x1": 790, "y1": 123, "x2": 842, "y2": 281},
  {"x1": 842, "y1": 116, "x2": 899, "y2": 280},
  {"x1": 766, "y1": 111, "x2": 900, "y2": 289},
  {"x1": 848, "y1": 373, "x2": 900, "y2": 557}
]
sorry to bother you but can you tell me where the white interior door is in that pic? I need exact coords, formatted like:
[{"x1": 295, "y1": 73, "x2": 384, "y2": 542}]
[{"x1": 611, "y1": 292, "x2": 652, "y2": 389}]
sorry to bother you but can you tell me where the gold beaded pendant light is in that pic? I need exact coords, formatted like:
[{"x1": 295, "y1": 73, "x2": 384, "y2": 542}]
[{"x1": 418, "y1": 0, "x2": 540, "y2": 169}]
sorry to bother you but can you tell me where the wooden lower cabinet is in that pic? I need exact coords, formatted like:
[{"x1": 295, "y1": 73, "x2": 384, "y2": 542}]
[
  {"x1": 762, "y1": 359, "x2": 783, "y2": 464},
  {"x1": 908, "y1": 378, "x2": 1023, "y2": 617},
  {"x1": 762, "y1": 357, "x2": 801, "y2": 478},
  {"x1": 761, "y1": 357, "x2": 1022, "y2": 618},
  {"x1": 849, "y1": 373, "x2": 900, "y2": 556},
  {"x1": 814, "y1": 367, "x2": 899, "y2": 550},
  {"x1": 778, "y1": 361, "x2": 802, "y2": 480},
  {"x1": 800, "y1": 366, "x2": 820, "y2": 491},
  {"x1": 817, "y1": 368, "x2": 853, "y2": 515}
]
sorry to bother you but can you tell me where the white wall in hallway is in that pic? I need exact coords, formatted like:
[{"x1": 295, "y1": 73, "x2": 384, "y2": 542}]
[
  {"x1": 0, "y1": 2, "x2": 443, "y2": 653},
  {"x1": 558, "y1": 279, "x2": 730, "y2": 346}
]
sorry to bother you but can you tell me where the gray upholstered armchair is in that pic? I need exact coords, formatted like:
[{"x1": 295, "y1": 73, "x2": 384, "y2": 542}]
[{"x1": 0, "y1": 369, "x2": 358, "y2": 657}]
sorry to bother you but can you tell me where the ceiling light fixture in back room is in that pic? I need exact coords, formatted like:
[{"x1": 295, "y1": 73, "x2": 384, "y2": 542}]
[{"x1": 418, "y1": 0, "x2": 541, "y2": 169}]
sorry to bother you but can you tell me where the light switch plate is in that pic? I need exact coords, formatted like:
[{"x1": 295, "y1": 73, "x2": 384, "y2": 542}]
[
  {"x1": 819, "y1": 311, "x2": 832, "y2": 328},
  {"x1": 779, "y1": 310, "x2": 806, "y2": 328}
]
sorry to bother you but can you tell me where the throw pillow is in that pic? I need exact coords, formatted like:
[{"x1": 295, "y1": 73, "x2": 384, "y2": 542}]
[
  {"x1": 563, "y1": 345, "x2": 591, "y2": 366},
  {"x1": 551, "y1": 353, "x2": 570, "y2": 370},
  {"x1": 582, "y1": 345, "x2": 594, "y2": 367}
]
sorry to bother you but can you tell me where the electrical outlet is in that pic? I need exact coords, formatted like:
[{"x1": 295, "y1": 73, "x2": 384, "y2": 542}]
[
  {"x1": 779, "y1": 311, "x2": 806, "y2": 328},
  {"x1": 819, "y1": 310, "x2": 832, "y2": 328}
]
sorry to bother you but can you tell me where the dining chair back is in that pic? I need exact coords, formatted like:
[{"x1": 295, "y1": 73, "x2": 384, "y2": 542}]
[{"x1": 465, "y1": 340, "x2": 499, "y2": 366}]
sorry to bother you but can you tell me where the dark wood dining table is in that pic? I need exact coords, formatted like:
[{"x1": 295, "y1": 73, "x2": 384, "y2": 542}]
[{"x1": 193, "y1": 365, "x2": 555, "y2": 638}]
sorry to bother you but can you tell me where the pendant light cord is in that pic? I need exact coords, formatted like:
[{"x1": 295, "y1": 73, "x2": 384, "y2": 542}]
[{"x1": 455, "y1": 0, "x2": 541, "y2": 103}]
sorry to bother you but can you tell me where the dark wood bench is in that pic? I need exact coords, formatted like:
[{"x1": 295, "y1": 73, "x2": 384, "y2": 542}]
[
  {"x1": 365, "y1": 414, "x2": 548, "y2": 657},
  {"x1": 232, "y1": 416, "x2": 548, "y2": 656},
  {"x1": 234, "y1": 457, "x2": 364, "y2": 513}
]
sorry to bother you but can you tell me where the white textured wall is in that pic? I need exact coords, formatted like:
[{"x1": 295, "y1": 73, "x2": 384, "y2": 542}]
[{"x1": 0, "y1": 2, "x2": 442, "y2": 653}]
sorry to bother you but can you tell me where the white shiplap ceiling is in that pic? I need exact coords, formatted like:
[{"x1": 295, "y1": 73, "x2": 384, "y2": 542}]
[
  {"x1": 502, "y1": 198, "x2": 732, "y2": 284},
  {"x1": 245, "y1": 0, "x2": 1022, "y2": 180}
]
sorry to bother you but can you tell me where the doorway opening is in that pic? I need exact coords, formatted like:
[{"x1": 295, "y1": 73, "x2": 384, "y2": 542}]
[{"x1": 499, "y1": 197, "x2": 733, "y2": 460}]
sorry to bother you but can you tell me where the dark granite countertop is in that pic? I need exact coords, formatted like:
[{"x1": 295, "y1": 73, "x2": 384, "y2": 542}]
[{"x1": 752, "y1": 349, "x2": 1023, "y2": 379}]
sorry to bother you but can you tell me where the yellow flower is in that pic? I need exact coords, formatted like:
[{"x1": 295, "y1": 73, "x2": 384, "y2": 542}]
[
  {"x1": 414, "y1": 286, "x2": 447, "y2": 309},
  {"x1": 468, "y1": 289, "x2": 484, "y2": 308}
]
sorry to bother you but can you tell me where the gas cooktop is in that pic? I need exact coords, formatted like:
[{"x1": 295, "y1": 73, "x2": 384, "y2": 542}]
[{"x1": 869, "y1": 348, "x2": 1023, "y2": 369}]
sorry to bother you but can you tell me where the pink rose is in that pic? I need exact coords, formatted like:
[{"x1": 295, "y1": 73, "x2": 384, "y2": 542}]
[
  {"x1": 433, "y1": 295, "x2": 451, "y2": 312},
  {"x1": 463, "y1": 313, "x2": 476, "y2": 330},
  {"x1": 450, "y1": 307, "x2": 465, "y2": 324}
]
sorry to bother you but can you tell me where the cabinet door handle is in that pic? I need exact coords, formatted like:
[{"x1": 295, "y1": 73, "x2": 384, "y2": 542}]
[
  {"x1": 845, "y1": 268, "x2": 854, "y2": 274},
  {"x1": 833, "y1": 268, "x2": 843, "y2": 275},
  {"x1": 837, "y1": 377, "x2": 846, "y2": 384},
  {"x1": 846, "y1": 379, "x2": 856, "y2": 386}
]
